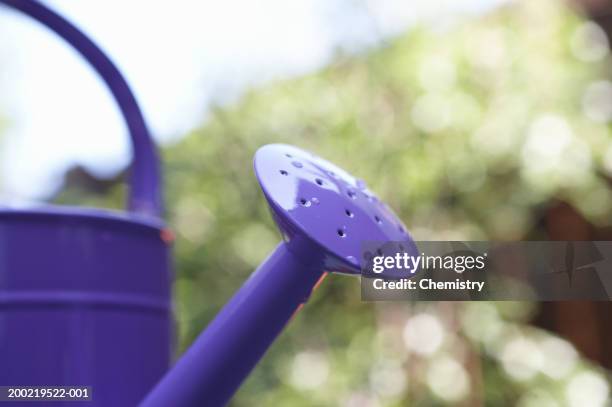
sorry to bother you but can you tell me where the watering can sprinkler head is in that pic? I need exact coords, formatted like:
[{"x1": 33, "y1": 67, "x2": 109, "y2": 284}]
[
  {"x1": 254, "y1": 143, "x2": 412, "y2": 274},
  {"x1": 143, "y1": 144, "x2": 414, "y2": 407}
]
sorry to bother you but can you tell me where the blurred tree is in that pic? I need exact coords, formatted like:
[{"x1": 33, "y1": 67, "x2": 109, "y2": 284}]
[{"x1": 56, "y1": 0, "x2": 612, "y2": 405}]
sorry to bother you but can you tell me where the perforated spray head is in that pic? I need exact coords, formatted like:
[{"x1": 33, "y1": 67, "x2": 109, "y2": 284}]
[
  {"x1": 142, "y1": 144, "x2": 414, "y2": 407},
  {"x1": 254, "y1": 143, "x2": 412, "y2": 274}
]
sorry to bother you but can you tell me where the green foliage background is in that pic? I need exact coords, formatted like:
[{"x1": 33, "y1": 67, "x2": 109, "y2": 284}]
[{"x1": 58, "y1": 0, "x2": 612, "y2": 405}]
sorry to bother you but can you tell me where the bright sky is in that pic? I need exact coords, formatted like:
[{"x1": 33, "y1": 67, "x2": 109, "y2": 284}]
[{"x1": 0, "y1": 0, "x2": 506, "y2": 201}]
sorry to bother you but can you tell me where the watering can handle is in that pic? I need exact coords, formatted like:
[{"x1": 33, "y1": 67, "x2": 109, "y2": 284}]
[{"x1": 0, "y1": 0, "x2": 162, "y2": 217}]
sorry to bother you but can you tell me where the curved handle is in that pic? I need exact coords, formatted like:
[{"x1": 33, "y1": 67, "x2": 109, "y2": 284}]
[{"x1": 0, "y1": 0, "x2": 162, "y2": 217}]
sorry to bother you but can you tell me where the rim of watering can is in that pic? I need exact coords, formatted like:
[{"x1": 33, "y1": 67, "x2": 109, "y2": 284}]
[
  {"x1": 0, "y1": 205, "x2": 167, "y2": 231},
  {"x1": 0, "y1": 0, "x2": 163, "y2": 218}
]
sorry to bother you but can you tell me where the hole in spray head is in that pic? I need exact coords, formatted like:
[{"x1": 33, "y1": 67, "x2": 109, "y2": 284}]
[
  {"x1": 337, "y1": 229, "x2": 346, "y2": 238},
  {"x1": 280, "y1": 170, "x2": 288, "y2": 176},
  {"x1": 292, "y1": 161, "x2": 303, "y2": 169},
  {"x1": 347, "y1": 190, "x2": 357, "y2": 199},
  {"x1": 285, "y1": 153, "x2": 293, "y2": 158},
  {"x1": 374, "y1": 215, "x2": 382, "y2": 224},
  {"x1": 345, "y1": 209, "x2": 354, "y2": 218},
  {"x1": 299, "y1": 198, "x2": 311, "y2": 207},
  {"x1": 315, "y1": 178, "x2": 324, "y2": 186}
]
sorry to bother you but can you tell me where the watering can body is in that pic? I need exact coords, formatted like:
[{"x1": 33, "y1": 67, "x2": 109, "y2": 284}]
[{"x1": 0, "y1": 207, "x2": 173, "y2": 406}]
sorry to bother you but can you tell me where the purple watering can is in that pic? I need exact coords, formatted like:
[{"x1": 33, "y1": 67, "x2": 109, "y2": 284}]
[{"x1": 0, "y1": 1, "x2": 413, "y2": 406}]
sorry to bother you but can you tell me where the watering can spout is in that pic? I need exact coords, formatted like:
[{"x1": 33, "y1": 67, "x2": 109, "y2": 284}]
[{"x1": 140, "y1": 243, "x2": 326, "y2": 407}]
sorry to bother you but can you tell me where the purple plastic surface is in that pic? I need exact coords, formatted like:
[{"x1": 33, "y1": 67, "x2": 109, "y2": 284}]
[
  {"x1": 256, "y1": 144, "x2": 412, "y2": 273},
  {"x1": 0, "y1": 208, "x2": 172, "y2": 406},
  {"x1": 142, "y1": 144, "x2": 413, "y2": 407}
]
